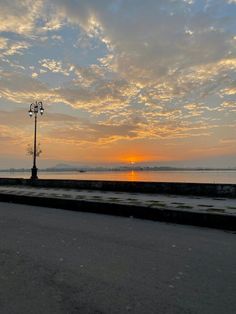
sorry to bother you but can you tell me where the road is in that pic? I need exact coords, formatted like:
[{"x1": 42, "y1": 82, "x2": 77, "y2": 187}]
[{"x1": 0, "y1": 202, "x2": 235, "y2": 314}]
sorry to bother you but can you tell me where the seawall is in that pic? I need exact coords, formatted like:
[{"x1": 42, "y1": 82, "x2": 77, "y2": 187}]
[{"x1": 0, "y1": 178, "x2": 235, "y2": 198}]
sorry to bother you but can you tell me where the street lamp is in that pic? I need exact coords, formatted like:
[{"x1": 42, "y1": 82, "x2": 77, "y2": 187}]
[{"x1": 28, "y1": 101, "x2": 44, "y2": 180}]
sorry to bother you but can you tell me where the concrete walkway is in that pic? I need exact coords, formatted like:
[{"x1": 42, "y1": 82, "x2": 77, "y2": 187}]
[
  {"x1": 0, "y1": 185, "x2": 235, "y2": 230},
  {"x1": 0, "y1": 185, "x2": 235, "y2": 214}
]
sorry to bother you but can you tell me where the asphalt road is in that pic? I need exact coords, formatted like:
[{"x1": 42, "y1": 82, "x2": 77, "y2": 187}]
[{"x1": 0, "y1": 202, "x2": 235, "y2": 314}]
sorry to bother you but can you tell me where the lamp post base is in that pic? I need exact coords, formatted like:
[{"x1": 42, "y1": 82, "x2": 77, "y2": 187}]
[{"x1": 31, "y1": 166, "x2": 38, "y2": 180}]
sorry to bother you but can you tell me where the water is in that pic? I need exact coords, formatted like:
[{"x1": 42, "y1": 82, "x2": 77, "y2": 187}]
[{"x1": 1, "y1": 170, "x2": 236, "y2": 184}]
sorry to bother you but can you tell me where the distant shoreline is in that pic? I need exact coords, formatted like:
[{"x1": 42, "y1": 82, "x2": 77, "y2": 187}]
[{"x1": 0, "y1": 168, "x2": 236, "y2": 173}]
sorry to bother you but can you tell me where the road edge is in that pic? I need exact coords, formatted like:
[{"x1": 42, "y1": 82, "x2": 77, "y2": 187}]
[{"x1": 0, "y1": 193, "x2": 235, "y2": 231}]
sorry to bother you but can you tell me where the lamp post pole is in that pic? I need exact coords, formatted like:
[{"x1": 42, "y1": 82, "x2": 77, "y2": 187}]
[{"x1": 28, "y1": 101, "x2": 44, "y2": 180}]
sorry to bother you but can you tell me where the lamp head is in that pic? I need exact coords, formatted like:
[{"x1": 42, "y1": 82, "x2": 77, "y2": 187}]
[{"x1": 28, "y1": 101, "x2": 45, "y2": 117}]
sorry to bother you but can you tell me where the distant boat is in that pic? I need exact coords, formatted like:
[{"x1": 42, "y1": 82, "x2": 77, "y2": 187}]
[{"x1": 78, "y1": 170, "x2": 86, "y2": 173}]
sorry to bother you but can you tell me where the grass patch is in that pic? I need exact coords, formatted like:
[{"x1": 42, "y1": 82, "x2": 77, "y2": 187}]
[
  {"x1": 176, "y1": 205, "x2": 193, "y2": 209},
  {"x1": 156, "y1": 203, "x2": 167, "y2": 207},
  {"x1": 206, "y1": 208, "x2": 225, "y2": 213},
  {"x1": 226, "y1": 206, "x2": 236, "y2": 210},
  {"x1": 149, "y1": 202, "x2": 167, "y2": 207},
  {"x1": 62, "y1": 194, "x2": 70, "y2": 198},
  {"x1": 198, "y1": 204, "x2": 214, "y2": 208},
  {"x1": 171, "y1": 202, "x2": 185, "y2": 205}
]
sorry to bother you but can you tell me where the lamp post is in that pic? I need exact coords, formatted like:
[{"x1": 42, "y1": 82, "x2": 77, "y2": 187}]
[{"x1": 28, "y1": 101, "x2": 44, "y2": 180}]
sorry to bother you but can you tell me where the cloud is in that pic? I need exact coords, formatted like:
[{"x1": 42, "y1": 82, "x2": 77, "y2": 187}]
[
  {"x1": 0, "y1": 65, "x2": 232, "y2": 146},
  {"x1": 0, "y1": 71, "x2": 51, "y2": 103},
  {"x1": 50, "y1": 0, "x2": 235, "y2": 83},
  {"x1": 54, "y1": 76, "x2": 138, "y2": 113},
  {"x1": 39, "y1": 59, "x2": 71, "y2": 76},
  {"x1": 48, "y1": 120, "x2": 139, "y2": 145},
  {"x1": 220, "y1": 101, "x2": 236, "y2": 111},
  {"x1": 0, "y1": 109, "x2": 77, "y2": 127},
  {"x1": 41, "y1": 0, "x2": 236, "y2": 119},
  {"x1": 0, "y1": 37, "x2": 30, "y2": 57},
  {"x1": 0, "y1": 0, "x2": 44, "y2": 35}
]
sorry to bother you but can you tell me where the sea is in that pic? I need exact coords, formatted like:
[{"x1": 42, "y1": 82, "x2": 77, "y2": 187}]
[{"x1": 1, "y1": 170, "x2": 236, "y2": 184}]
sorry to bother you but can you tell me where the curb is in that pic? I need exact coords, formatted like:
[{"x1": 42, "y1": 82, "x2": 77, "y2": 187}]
[{"x1": 0, "y1": 193, "x2": 235, "y2": 231}]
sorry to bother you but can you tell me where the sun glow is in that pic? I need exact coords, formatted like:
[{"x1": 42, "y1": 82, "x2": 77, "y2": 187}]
[{"x1": 120, "y1": 154, "x2": 147, "y2": 164}]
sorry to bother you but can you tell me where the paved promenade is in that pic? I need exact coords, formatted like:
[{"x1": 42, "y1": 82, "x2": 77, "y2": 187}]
[
  {"x1": 0, "y1": 185, "x2": 235, "y2": 230},
  {"x1": 0, "y1": 201, "x2": 235, "y2": 314},
  {"x1": 0, "y1": 185, "x2": 235, "y2": 214}
]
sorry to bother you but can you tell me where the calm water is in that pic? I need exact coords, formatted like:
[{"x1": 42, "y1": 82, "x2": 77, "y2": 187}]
[{"x1": 1, "y1": 170, "x2": 236, "y2": 184}]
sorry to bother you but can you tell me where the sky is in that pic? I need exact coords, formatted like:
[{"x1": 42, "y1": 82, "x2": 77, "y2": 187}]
[{"x1": 0, "y1": 0, "x2": 235, "y2": 169}]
